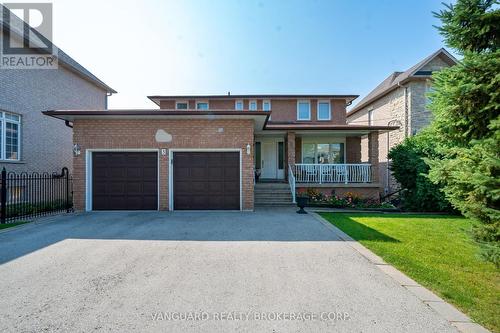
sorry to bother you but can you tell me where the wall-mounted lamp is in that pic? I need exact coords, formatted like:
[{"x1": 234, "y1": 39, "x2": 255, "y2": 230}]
[
  {"x1": 73, "y1": 144, "x2": 81, "y2": 156},
  {"x1": 246, "y1": 144, "x2": 251, "y2": 155}
]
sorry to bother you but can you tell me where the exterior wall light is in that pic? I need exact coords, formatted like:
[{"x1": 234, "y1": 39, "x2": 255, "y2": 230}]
[
  {"x1": 73, "y1": 144, "x2": 81, "y2": 156},
  {"x1": 246, "y1": 144, "x2": 251, "y2": 155}
]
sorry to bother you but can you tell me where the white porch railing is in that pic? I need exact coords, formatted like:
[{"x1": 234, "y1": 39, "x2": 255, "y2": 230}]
[
  {"x1": 288, "y1": 165, "x2": 296, "y2": 203},
  {"x1": 294, "y1": 164, "x2": 372, "y2": 184}
]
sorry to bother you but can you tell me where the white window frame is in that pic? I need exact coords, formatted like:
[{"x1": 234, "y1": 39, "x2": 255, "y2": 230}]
[
  {"x1": 249, "y1": 100, "x2": 258, "y2": 111},
  {"x1": 317, "y1": 100, "x2": 331, "y2": 121},
  {"x1": 262, "y1": 100, "x2": 271, "y2": 111},
  {"x1": 196, "y1": 100, "x2": 209, "y2": 110},
  {"x1": 297, "y1": 100, "x2": 311, "y2": 121},
  {"x1": 0, "y1": 111, "x2": 22, "y2": 161},
  {"x1": 175, "y1": 100, "x2": 189, "y2": 110},
  {"x1": 235, "y1": 100, "x2": 244, "y2": 111}
]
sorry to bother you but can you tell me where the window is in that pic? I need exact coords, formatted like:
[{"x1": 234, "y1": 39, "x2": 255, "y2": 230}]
[
  {"x1": 196, "y1": 101, "x2": 209, "y2": 110},
  {"x1": 249, "y1": 100, "x2": 257, "y2": 111},
  {"x1": 176, "y1": 101, "x2": 188, "y2": 110},
  {"x1": 297, "y1": 100, "x2": 311, "y2": 120},
  {"x1": 302, "y1": 143, "x2": 344, "y2": 164},
  {"x1": 235, "y1": 100, "x2": 244, "y2": 110},
  {"x1": 0, "y1": 112, "x2": 21, "y2": 161},
  {"x1": 368, "y1": 109, "x2": 373, "y2": 125},
  {"x1": 317, "y1": 101, "x2": 331, "y2": 120},
  {"x1": 262, "y1": 100, "x2": 271, "y2": 111}
]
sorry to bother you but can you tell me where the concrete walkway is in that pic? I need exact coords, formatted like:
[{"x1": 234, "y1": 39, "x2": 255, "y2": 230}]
[{"x1": 0, "y1": 208, "x2": 460, "y2": 332}]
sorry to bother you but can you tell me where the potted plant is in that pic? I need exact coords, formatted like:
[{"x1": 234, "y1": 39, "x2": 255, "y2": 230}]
[{"x1": 296, "y1": 189, "x2": 309, "y2": 214}]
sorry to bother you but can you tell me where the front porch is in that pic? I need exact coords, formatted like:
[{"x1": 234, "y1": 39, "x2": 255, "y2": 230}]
[{"x1": 254, "y1": 130, "x2": 382, "y2": 204}]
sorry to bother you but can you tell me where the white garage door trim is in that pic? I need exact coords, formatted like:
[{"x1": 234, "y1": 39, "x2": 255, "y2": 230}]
[
  {"x1": 168, "y1": 148, "x2": 243, "y2": 211},
  {"x1": 85, "y1": 149, "x2": 160, "y2": 212}
]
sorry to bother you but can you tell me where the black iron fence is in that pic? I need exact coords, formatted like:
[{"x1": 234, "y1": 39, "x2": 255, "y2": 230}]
[{"x1": 0, "y1": 167, "x2": 73, "y2": 223}]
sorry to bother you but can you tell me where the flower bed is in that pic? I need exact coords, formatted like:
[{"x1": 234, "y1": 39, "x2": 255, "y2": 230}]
[{"x1": 297, "y1": 188, "x2": 397, "y2": 210}]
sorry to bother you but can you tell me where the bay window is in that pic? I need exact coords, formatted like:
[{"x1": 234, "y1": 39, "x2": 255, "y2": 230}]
[
  {"x1": 302, "y1": 142, "x2": 344, "y2": 164},
  {"x1": 0, "y1": 112, "x2": 21, "y2": 161}
]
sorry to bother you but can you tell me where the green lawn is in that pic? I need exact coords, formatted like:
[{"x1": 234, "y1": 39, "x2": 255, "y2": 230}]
[
  {"x1": 0, "y1": 221, "x2": 28, "y2": 230},
  {"x1": 319, "y1": 213, "x2": 500, "y2": 332}
]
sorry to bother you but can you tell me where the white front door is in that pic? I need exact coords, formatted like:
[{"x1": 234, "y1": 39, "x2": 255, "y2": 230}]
[{"x1": 261, "y1": 142, "x2": 277, "y2": 178}]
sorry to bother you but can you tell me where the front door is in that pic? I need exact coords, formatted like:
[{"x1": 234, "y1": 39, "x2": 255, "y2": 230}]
[{"x1": 261, "y1": 142, "x2": 277, "y2": 179}]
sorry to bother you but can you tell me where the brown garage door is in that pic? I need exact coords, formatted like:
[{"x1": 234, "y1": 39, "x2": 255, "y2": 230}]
[
  {"x1": 92, "y1": 152, "x2": 158, "y2": 210},
  {"x1": 173, "y1": 152, "x2": 240, "y2": 210}
]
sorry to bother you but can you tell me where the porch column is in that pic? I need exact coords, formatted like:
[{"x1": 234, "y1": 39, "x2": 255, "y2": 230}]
[
  {"x1": 368, "y1": 132, "x2": 379, "y2": 183},
  {"x1": 286, "y1": 132, "x2": 296, "y2": 175}
]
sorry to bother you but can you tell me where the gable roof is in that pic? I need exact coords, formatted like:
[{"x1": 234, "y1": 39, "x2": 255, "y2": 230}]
[
  {"x1": 0, "y1": 5, "x2": 116, "y2": 94},
  {"x1": 348, "y1": 48, "x2": 458, "y2": 117}
]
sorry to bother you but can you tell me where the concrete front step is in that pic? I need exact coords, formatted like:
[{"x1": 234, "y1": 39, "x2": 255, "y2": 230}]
[{"x1": 255, "y1": 203, "x2": 295, "y2": 207}]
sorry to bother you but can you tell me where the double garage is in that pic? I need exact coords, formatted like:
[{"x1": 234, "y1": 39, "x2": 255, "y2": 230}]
[{"x1": 90, "y1": 151, "x2": 241, "y2": 211}]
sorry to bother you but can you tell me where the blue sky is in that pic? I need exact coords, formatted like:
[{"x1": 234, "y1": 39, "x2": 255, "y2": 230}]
[{"x1": 48, "y1": 0, "x2": 457, "y2": 108}]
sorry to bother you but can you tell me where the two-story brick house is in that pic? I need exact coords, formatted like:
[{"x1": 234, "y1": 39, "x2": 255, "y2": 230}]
[
  {"x1": 44, "y1": 94, "x2": 397, "y2": 211},
  {"x1": 347, "y1": 49, "x2": 458, "y2": 194}
]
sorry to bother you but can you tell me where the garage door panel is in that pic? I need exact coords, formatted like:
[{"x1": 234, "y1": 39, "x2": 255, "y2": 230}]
[
  {"x1": 92, "y1": 152, "x2": 158, "y2": 210},
  {"x1": 207, "y1": 167, "x2": 224, "y2": 180},
  {"x1": 173, "y1": 152, "x2": 240, "y2": 210},
  {"x1": 191, "y1": 167, "x2": 207, "y2": 180},
  {"x1": 208, "y1": 181, "x2": 223, "y2": 193}
]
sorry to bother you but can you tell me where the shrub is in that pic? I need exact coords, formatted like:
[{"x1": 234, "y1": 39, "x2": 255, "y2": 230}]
[{"x1": 388, "y1": 132, "x2": 453, "y2": 212}]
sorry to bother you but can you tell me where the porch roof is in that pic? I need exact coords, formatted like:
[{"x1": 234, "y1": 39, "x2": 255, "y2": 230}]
[{"x1": 261, "y1": 123, "x2": 399, "y2": 135}]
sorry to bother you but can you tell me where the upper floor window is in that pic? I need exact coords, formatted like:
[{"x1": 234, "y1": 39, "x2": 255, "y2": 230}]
[
  {"x1": 262, "y1": 100, "x2": 271, "y2": 111},
  {"x1": 249, "y1": 100, "x2": 257, "y2": 111},
  {"x1": 368, "y1": 109, "x2": 374, "y2": 125},
  {"x1": 235, "y1": 100, "x2": 244, "y2": 110},
  {"x1": 0, "y1": 111, "x2": 21, "y2": 161},
  {"x1": 176, "y1": 101, "x2": 188, "y2": 110},
  {"x1": 317, "y1": 101, "x2": 331, "y2": 120},
  {"x1": 196, "y1": 101, "x2": 209, "y2": 110},
  {"x1": 297, "y1": 100, "x2": 311, "y2": 120}
]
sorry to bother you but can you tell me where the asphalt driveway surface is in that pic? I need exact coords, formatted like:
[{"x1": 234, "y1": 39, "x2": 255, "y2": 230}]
[{"x1": 0, "y1": 208, "x2": 457, "y2": 332}]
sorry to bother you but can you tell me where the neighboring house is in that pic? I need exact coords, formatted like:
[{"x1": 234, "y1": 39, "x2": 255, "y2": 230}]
[
  {"x1": 346, "y1": 48, "x2": 458, "y2": 194},
  {"x1": 44, "y1": 94, "x2": 397, "y2": 211},
  {"x1": 0, "y1": 5, "x2": 115, "y2": 174}
]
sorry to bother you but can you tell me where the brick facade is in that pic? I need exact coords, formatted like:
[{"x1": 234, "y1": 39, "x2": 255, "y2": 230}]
[
  {"x1": 72, "y1": 119, "x2": 255, "y2": 211},
  {"x1": 159, "y1": 98, "x2": 347, "y2": 125},
  {"x1": 345, "y1": 137, "x2": 361, "y2": 163}
]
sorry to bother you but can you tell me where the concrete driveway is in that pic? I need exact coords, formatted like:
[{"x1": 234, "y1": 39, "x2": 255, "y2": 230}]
[{"x1": 0, "y1": 208, "x2": 457, "y2": 332}]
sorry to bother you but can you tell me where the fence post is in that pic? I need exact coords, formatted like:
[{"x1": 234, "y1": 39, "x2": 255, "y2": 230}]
[
  {"x1": 1, "y1": 167, "x2": 6, "y2": 224},
  {"x1": 62, "y1": 167, "x2": 70, "y2": 213}
]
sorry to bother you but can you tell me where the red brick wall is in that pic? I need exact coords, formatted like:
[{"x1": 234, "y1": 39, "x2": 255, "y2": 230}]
[
  {"x1": 73, "y1": 119, "x2": 255, "y2": 211},
  {"x1": 346, "y1": 137, "x2": 361, "y2": 163},
  {"x1": 156, "y1": 98, "x2": 347, "y2": 124}
]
